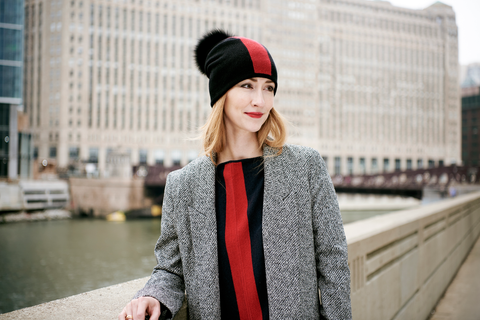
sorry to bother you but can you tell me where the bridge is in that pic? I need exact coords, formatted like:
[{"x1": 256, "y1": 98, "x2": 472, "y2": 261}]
[{"x1": 332, "y1": 165, "x2": 480, "y2": 199}]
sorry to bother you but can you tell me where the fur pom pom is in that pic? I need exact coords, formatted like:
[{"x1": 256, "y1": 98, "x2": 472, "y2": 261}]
[{"x1": 195, "y1": 29, "x2": 233, "y2": 75}]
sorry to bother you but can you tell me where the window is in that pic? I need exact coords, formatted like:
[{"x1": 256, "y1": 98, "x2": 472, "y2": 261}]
[
  {"x1": 347, "y1": 157, "x2": 353, "y2": 175},
  {"x1": 417, "y1": 159, "x2": 423, "y2": 169},
  {"x1": 139, "y1": 149, "x2": 148, "y2": 164},
  {"x1": 172, "y1": 150, "x2": 182, "y2": 166},
  {"x1": 371, "y1": 158, "x2": 378, "y2": 174},
  {"x1": 187, "y1": 150, "x2": 197, "y2": 163},
  {"x1": 49, "y1": 146, "x2": 57, "y2": 158},
  {"x1": 359, "y1": 157, "x2": 365, "y2": 174},
  {"x1": 406, "y1": 159, "x2": 412, "y2": 170},
  {"x1": 98, "y1": 5, "x2": 103, "y2": 27},
  {"x1": 383, "y1": 158, "x2": 389, "y2": 172},
  {"x1": 69, "y1": 146, "x2": 79, "y2": 160},
  {"x1": 89, "y1": 147, "x2": 99, "y2": 163},
  {"x1": 395, "y1": 159, "x2": 401, "y2": 171},
  {"x1": 154, "y1": 149, "x2": 165, "y2": 165},
  {"x1": 334, "y1": 156, "x2": 341, "y2": 175},
  {"x1": 428, "y1": 160, "x2": 435, "y2": 168}
]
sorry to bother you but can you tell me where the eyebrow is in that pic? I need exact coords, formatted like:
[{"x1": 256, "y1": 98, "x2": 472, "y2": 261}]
[{"x1": 246, "y1": 78, "x2": 274, "y2": 84}]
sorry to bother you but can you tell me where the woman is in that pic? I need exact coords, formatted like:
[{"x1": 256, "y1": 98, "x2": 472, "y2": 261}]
[{"x1": 119, "y1": 29, "x2": 351, "y2": 320}]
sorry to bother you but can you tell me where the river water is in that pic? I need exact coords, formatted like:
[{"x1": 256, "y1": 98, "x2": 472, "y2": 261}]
[
  {"x1": 0, "y1": 208, "x2": 401, "y2": 314},
  {"x1": 0, "y1": 219, "x2": 161, "y2": 314}
]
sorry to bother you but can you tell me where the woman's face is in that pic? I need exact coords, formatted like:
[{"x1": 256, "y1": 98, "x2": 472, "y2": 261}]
[{"x1": 223, "y1": 77, "x2": 275, "y2": 136}]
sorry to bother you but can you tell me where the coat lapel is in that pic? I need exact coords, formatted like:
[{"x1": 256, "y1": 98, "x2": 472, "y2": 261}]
[
  {"x1": 262, "y1": 145, "x2": 302, "y2": 316},
  {"x1": 190, "y1": 156, "x2": 216, "y2": 218},
  {"x1": 187, "y1": 156, "x2": 222, "y2": 319},
  {"x1": 263, "y1": 145, "x2": 292, "y2": 213}
]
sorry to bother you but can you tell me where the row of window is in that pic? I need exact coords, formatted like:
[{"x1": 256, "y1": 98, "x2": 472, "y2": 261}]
[
  {"x1": 324, "y1": 156, "x2": 443, "y2": 176},
  {"x1": 321, "y1": 10, "x2": 445, "y2": 38},
  {"x1": 462, "y1": 95, "x2": 480, "y2": 109},
  {"x1": 41, "y1": 146, "x2": 198, "y2": 167},
  {"x1": 72, "y1": 0, "x2": 258, "y2": 10},
  {"x1": 0, "y1": 0, "x2": 24, "y2": 25},
  {"x1": 325, "y1": 0, "x2": 454, "y2": 23},
  {"x1": 40, "y1": 147, "x2": 446, "y2": 175}
]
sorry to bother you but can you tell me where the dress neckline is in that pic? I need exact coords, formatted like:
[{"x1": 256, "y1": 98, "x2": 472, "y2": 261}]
[{"x1": 217, "y1": 156, "x2": 263, "y2": 167}]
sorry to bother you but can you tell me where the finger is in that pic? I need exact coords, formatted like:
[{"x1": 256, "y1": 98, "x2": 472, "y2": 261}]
[
  {"x1": 146, "y1": 300, "x2": 161, "y2": 320},
  {"x1": 118, "y1": 306, "x2": 127, "y2": 320},
  {"x1": 148, "y1": 306, "x2": 161, "y2": 320},
  {"x1": 134, "y1": 299, "x2": 146, "y2": 320},
  {"x1": 126, "y1": 300, "x2": 135, "y2": 320}
]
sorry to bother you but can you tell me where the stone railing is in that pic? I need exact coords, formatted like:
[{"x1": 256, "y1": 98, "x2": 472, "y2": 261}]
[
  {"x1": 346, "y1": 191, "x2": 480, "y2": 320},
  {"x1": 2, "y1": 192, "x2": 479, "y2": 320}
]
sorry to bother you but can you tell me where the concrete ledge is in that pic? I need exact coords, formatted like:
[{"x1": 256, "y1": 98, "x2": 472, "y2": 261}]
[
  {"x1": 2, "y1": 192, "x2": 479, "y2": 320},
  {"x1": 0, "y1": 277, "x2": 188, "y2": 320},
  {"x1": 0, "y1": 278, "x2": 149, "y2": 320}
]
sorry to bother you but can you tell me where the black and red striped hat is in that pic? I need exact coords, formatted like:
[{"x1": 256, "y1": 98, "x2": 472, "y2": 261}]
[{"x1": 195, "y1": 29, "x2": 278, "y2": 107}]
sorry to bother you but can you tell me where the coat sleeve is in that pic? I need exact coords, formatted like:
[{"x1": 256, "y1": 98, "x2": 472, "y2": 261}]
[
  {"x1": 308, "y1": 151, "x2": 352, "y2": 319},
  {"x1": 133, "y1": 172, "x2": 185, "y2": 317}
]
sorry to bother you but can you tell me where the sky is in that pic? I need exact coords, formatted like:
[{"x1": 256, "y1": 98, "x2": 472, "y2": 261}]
[{"x1": 382, "y1": 0, "x2": 480, "y2": 66}]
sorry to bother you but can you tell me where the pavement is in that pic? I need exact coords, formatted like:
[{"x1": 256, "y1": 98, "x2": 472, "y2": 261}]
[{"x1": 430, "y1": 235, "x2": 480, "y2": 320}]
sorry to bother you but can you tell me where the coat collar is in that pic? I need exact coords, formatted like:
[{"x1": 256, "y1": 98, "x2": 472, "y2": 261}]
[{"x1": 190, "y1": 144, "x2": 288, "y2": 216}]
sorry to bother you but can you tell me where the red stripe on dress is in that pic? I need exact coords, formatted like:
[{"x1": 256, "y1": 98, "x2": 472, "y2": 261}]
[
  {"x1": 223, "y1": 162, "x2": 263, "y2": 320},
  {"x1": 237, "y1": 37, "x2": 272, "y2": 75}
]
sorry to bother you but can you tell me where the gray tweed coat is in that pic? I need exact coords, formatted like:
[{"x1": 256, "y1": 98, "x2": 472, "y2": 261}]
[{"x1": 134, "y1": 144, "x2": 351, "y2": 319}]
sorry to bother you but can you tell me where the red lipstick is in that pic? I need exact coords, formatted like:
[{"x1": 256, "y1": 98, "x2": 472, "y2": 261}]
[{"x1": 245, "y1": 112, "x2": 263, "y2": 118}]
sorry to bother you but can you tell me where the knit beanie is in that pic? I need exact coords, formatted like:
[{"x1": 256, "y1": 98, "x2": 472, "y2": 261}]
[{"x1": 194, "y1": 29, "x2": 278, "y2": 107}]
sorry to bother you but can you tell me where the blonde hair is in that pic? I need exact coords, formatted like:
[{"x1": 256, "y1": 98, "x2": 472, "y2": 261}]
[{"x1": 201, "y1": 94, "x2": 287, "y2": 165}]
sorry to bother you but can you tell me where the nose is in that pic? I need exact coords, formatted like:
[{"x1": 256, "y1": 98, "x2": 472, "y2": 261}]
[{"x1": 251, "y1": 87, "x2": 265, "y2": 107}]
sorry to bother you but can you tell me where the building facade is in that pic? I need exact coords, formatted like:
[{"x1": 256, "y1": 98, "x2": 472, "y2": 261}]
[
  {"x1": 23, "y1": 0, "x2": 460, "y2": 176},
  {"x1": 1, "y1": 0, "x2": 27, "y2": 180},
  {"x1": 461, "y1": 86, "x2": 480, "y2": 166}
]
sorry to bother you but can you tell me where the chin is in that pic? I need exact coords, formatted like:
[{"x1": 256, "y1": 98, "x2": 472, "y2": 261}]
[
  {"x1": 250, "y1": 119, "x2": 267, "y2": 131},
  {"x1": 247, "y1": 123, "x2": 265, "y2": 133}
]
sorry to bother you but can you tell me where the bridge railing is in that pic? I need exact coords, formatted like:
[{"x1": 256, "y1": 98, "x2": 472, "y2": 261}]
[
  {"x1": 346, "y1": 190, "x2": 480, "y2": 320},
  {"x1": 334, "y1": 165, "x2": 480, "y2": 187},
  {"x1": 1, "y1": 192, "x2": 480, "y2": 320},
  {"x1": 333, "y1": 165, "x2": 480, "y2": 199}
]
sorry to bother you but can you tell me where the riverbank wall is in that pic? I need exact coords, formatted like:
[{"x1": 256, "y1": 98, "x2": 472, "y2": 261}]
[
  {"x1": 1, "y1": 191, "x2": 479, "y2": 320},
  {"x1": 69, "y1": 177, "x2": 152, "y2": 217},
  {"x1": 0, "y1": 209, "x2": 71, "y2": 223}
]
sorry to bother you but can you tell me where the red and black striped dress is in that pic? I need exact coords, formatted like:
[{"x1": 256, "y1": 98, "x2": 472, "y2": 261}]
[{"x1": 215, "y1": 157, "x2": 269, "y2": 320}]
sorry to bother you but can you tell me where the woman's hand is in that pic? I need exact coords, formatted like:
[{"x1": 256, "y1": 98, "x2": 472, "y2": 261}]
[{"x1": 118, "y1": 296, "x2": 161, "y2": 320}]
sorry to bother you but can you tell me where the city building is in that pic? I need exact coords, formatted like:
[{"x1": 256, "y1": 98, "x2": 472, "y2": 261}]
[
  {"x1": 23, "y1": 0, "x2": 460, "y2": 176},
  {"x1": 461, "y1": 86, "x2": 480, "y2": 166},
  {"x1": 1, "y1": 0, "x2": 32, "y2": 180},
  {"x1": 460, "y1": 63, "x2": 480, "y2": 89}
]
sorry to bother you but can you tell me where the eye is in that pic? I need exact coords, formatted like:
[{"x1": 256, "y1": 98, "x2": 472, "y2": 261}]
[
  {"x1": 265, "y1": 85, "x2": 275, "y2": 92},
  {"x1": 240, "y1": 82, "x2": 253, "y2": 89}
]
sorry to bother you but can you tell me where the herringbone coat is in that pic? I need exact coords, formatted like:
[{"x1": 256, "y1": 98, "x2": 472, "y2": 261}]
[{"x1": 134, "y1": 144, "x2": 352, "y2": 319}]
